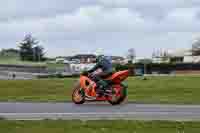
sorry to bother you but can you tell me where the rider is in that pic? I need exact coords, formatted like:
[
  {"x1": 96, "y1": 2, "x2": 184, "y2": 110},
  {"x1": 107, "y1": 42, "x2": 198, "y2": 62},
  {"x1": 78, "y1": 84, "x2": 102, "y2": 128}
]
[{"x1": 87, "y1": 54, "x2": 113, "y2": 94}]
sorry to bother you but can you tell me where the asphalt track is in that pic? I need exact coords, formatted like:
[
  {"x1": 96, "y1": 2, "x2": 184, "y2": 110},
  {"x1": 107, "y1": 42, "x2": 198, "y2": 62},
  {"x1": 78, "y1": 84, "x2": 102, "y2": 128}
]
[{"x1": 1, "y1": 102, "x2": 200, "y2": 121}]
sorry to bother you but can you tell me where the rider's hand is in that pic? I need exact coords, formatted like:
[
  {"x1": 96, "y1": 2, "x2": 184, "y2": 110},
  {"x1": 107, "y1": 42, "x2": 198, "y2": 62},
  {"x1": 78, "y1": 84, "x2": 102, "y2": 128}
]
[{"x1": 81, "y1": 71, "x2": 89, "y2": 76}]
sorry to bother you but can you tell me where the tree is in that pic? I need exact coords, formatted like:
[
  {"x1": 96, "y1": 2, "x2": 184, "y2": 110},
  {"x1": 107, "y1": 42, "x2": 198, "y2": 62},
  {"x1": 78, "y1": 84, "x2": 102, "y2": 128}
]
[
  {"x1": 33, "y1": 45, "x2": 45, "y2": 61},
  {"x1": 18, "y1": 34, "x2": 45, "y2": 61},
  {"x1": 192, "y1": 38, "x2": 200, "y2": 56},
  {"x1": 127, "y1": 48, "x2": 136, "y2": 63},
  {"x1": 19, "y1": 34, "x2": 37, "y2": 61}
]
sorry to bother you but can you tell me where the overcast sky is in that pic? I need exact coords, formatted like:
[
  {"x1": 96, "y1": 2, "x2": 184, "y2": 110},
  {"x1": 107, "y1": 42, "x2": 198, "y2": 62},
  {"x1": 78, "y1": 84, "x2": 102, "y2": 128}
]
[{"x1": 1, "y1": 0, "x2": 200, "y2": 58}]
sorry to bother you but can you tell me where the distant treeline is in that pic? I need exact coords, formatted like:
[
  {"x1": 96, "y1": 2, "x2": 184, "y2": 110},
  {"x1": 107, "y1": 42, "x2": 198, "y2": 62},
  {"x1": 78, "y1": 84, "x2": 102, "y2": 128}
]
[{"x1": 0, "y1": 48, "x2": 19, "y2": 57}]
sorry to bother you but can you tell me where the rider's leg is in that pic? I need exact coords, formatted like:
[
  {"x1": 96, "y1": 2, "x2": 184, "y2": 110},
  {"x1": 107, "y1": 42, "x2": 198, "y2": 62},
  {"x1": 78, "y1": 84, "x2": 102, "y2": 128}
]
[{"x1": 93, "y1": 72, "x2": 109, "y2": 90}]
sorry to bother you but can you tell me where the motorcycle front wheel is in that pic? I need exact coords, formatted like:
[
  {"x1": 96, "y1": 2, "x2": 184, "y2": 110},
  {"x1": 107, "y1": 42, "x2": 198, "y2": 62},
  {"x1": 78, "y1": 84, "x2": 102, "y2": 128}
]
[{"x1": 72, "y1": 82, "x2": 85, "y2": 104}]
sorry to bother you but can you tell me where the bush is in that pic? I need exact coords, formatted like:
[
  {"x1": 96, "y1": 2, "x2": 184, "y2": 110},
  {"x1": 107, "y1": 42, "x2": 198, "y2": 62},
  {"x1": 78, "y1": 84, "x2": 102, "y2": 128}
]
[
  {"x1": 114, "y1": 63, "x2": 135, "y2": 76},
  {"x1": 115, "y1": 64, "x2": 129, "y2": 71},
  {"x1": 37, "y1": 73, "x2": 79, "y2": 79}
]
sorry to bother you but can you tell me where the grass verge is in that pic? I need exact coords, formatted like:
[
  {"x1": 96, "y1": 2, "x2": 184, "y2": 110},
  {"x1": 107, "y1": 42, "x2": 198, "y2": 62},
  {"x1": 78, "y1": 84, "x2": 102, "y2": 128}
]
[
  {"x1": 0, "y1": 57, "x2": 46, "y2": 66},
  {"x1": 0, "y1": 120, "x2": 200, "y2": 133},
  {"x1": 0, "y1": 76, "x2": 200, "y2": 104}
]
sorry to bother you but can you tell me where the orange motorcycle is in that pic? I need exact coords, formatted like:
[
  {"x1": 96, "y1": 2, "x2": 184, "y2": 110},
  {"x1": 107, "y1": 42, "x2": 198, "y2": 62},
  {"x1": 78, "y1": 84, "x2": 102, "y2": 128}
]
[{"x1": 72, "y1": 70, "x2": 129, "y2": 105}]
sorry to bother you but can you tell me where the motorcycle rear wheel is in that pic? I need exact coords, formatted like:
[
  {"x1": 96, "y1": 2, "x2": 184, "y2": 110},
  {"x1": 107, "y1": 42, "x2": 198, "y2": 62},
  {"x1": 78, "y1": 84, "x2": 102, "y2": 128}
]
[{"x1": 107, "y1": 85, "x2": 127, "y2": 105}]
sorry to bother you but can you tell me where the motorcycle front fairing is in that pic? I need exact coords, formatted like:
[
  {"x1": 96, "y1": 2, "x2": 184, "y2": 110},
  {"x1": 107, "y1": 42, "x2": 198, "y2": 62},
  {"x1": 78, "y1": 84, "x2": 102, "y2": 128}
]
[{"x1": 80, "y1": 75, "x2": 97, "y2": 97}]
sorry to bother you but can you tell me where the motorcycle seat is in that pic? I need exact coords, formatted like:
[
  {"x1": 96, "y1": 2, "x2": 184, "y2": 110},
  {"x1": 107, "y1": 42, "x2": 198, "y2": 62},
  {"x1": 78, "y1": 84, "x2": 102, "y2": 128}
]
[{"x1": 102, "y1": 72, "x2": 113, "y2": 79}]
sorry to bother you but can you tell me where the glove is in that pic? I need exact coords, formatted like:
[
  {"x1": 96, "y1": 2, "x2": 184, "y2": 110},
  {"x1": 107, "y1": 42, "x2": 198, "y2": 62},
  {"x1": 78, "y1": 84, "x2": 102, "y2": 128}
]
[{"x1": 81, "y1": 71, "x2": 89, "y2": 76}]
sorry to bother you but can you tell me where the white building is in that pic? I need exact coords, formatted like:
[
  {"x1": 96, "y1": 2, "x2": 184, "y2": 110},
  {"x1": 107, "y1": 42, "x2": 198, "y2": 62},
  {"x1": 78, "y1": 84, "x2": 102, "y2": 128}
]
[
  {"x1": 184, "y1": 56, "x2": 200, "y2": 63},
  {"x1": 55, "y1": 57, "x2": 66, "y2": 63},
  {"x1": 152, "y1": 49, "x2": 171, "y2": 63},
  {"x1": 69, "y1": 63, "x2": 96, "y2": 72},
  {"x1": 152, "y1": 49, "x2": 200, "y2": 63},
  {"x1": 169, "y1": 49, "x2": 200, "y2": 63}
]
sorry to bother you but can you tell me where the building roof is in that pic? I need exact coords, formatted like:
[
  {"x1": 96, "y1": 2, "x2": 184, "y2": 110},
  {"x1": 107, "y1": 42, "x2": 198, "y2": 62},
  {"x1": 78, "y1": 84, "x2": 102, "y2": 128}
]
[
  {"x1": 56, "y1": 55, "x2": 125, "y2": 61},
  {"x1": 168, "y1": 49, "x2": 192, "y2": 57},
  {"x1": 73, "y1": 54, "x2": 96, "y2": 59},
  {"x1": 110, "y1": 56, "x2": 124, "y2": 60}
]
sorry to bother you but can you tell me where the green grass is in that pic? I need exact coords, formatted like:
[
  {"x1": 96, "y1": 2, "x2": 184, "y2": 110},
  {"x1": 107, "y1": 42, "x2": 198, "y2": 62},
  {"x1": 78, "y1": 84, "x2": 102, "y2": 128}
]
[
  {"x1": 0, "y1": 56, "x2": 65, "y2": 68},
  {"x1": 46, "y1": 63, "x2": 65, "y2": 69},
  {"x1": 0, "y1": 78, "x2": 76, "y2": 102},
  {"x1": 0, "y1": 76, "x2": 200, "y2": 104},
  {"x1": 127, "y1": 76, "x2": 200, "y2": 104},
  {"x1": 0, "y1": 120, "x2": 200, "y2": 133},
  {"x1": 0, "y1": 56, "x2": 46, "y2": 66}
]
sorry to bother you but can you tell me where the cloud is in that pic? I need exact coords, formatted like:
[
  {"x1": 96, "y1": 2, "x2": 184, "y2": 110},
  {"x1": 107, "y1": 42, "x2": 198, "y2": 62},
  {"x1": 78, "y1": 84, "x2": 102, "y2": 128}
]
[
  {"x1": 98, "y1": 0, "x2": 200, "y2": 8},
  {"x1": 0, "y1": 0, "x2": 200, "y2": 57},
  {"x1": 0, "y1": 0, "x2": 98, "y2": 22},
  {"x1": 98, "y1": 0, "x2": 200, "y2": 20}
]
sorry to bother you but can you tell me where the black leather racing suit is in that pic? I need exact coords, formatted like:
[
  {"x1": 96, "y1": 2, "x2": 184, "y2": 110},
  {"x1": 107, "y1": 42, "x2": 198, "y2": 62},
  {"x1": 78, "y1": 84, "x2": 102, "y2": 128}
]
[{"x1": 88, "y1": 56, "x2": 113, "y2": 90}]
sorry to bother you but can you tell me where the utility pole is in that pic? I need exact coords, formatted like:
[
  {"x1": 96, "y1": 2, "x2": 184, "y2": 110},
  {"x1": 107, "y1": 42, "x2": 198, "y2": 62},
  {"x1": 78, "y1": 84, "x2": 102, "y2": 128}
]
[
  {"x1": 142, "y1": 63, "x2": 147, "y2": 80},
  {"x1": 38, "y1": 51, "x2": 41, "y2": 62}
]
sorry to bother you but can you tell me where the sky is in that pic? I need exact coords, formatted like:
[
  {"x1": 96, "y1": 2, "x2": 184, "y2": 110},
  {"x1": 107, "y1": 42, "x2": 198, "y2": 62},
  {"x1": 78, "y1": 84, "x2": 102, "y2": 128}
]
[{"x1": 0, "y1": 0, "x2": 200, "y2": 58}]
